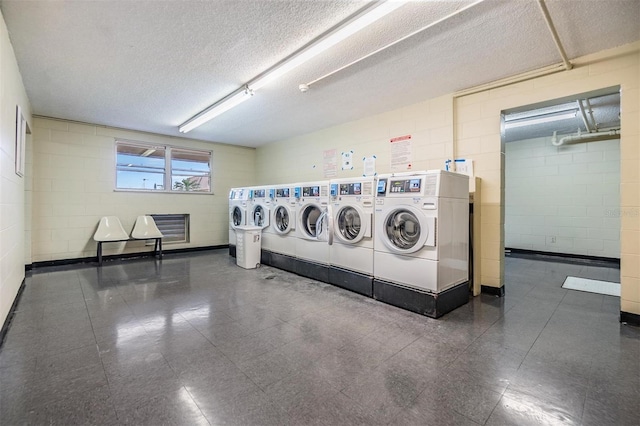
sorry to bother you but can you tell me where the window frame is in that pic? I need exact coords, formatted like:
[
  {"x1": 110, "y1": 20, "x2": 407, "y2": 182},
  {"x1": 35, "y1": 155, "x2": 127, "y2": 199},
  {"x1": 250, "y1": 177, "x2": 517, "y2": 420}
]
[{"x1": 115, "y1": 139, "x2": 213, "y2": 194}]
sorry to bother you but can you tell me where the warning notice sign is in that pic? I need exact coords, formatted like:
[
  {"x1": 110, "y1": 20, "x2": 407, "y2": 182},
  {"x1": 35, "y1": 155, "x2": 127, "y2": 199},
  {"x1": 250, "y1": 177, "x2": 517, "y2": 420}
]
[{"x1": 390, "y1": 135, "x2": 412, "y2": 172}]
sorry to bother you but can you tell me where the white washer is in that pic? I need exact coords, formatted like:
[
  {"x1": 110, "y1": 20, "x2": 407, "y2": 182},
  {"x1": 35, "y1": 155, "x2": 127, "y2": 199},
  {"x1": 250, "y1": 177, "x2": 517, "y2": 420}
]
[
  {"x1": 373, "y1": 170, "x2": 469, "y2": 294},
  {"x1": 261, "y1": 184, "x2": 296, "y2": 259},
  {"x1": 294, "y1": 181, "x2": 331, "y2": 280},
  {"x1": 249, "y1": 186, "x2": 270, "y2": 230},
  {"x1": 328, "y1": 177, "x2": 376, "y2": 296},
  {"x1": 228, "y1": 187, "x2": 249, "y2": 257}
]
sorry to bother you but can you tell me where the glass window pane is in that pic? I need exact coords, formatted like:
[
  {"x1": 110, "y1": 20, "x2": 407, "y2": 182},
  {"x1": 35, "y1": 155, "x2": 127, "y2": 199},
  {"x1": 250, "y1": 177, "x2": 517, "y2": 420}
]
[
  {"x1": 171, "y1": 149, "x2": 211, "y2": 192},
  {"x1": 116, "y1": 143, "x2": 166, "y2": 190}
]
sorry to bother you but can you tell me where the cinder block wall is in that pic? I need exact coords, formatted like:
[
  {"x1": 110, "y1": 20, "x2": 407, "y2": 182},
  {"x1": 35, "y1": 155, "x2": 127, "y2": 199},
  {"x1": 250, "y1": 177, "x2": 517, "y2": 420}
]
[{"x1": 29, "y1": 118, "x2": 256, "y2": 263}]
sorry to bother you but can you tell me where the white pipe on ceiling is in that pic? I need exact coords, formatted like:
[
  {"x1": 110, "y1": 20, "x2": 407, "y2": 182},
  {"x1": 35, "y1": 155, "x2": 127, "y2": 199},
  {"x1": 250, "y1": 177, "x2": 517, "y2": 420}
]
[
  {"x1": 552, "y1": 128, "x2": 620, "y2": 146},
  {"x1": 536, "y1": 0, "x2": 573, "y2": 70},
  {"x1": 302, "y1": 0, "x2": 486, "y2": 89},
  {"x1": 577, "y1": 99, "x2": 593, "y2": 133}
]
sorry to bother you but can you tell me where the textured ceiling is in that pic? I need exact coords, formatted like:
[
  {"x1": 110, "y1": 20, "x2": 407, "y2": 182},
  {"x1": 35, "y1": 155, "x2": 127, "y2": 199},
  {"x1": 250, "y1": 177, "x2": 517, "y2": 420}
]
[{"x1": 1, "y1": 0, "x2": 639, "y2": 148}]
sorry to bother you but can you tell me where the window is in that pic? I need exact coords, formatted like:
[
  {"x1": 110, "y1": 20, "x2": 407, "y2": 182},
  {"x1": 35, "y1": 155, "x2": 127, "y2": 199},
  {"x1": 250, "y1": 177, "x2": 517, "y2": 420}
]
[
  {"x1": 151, "y1": 214, "x2": 189, "y2": 244},
  {"x1": 116, "y1": 141, "x2": 212, "y2": 193}
]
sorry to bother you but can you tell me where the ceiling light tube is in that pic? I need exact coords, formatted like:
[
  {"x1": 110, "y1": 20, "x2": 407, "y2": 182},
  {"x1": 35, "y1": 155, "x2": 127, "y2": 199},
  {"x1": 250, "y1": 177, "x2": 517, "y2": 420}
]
[
  {"x1": 504, "y1": 110, "x2": 577, "y2": 129},
  {"x1": 179, "y1": 88, "x2": 253, "y2": 133},
  {"x1": 178, "y1": 0, "x2": 406, "y2": 133},
  {"x1": 250, "y1": 0, "x2": 406, "y2": 91}
]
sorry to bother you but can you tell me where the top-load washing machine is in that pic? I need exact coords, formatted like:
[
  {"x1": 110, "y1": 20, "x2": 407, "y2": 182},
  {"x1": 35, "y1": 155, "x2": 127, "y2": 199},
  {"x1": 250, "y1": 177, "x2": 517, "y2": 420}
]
[
  {"x1": 294, "y1": 181, "x2": 331, "y2": 281},
  {"x1": 261, "y1": 184, "x2": 297, "y2": 272},
  {"x1": 373, "y1": 170, "x2": 469, "y2": 317},
  {"x1": 328, "y1": 177, "x2": 376, "y2": 296},
  {"x1": 228, "y1": 187, "x2": 249, "y2": 257}
]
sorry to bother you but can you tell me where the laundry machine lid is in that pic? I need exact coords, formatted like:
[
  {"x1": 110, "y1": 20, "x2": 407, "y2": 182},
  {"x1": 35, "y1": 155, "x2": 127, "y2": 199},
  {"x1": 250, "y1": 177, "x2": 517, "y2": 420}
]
[{"x1": 382, "y1": 206, "x2": 434, "y2": 254}]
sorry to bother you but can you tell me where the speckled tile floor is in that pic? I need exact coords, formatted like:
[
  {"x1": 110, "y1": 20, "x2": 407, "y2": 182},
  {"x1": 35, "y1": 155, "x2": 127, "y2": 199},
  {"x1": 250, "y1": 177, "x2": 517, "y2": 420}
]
[{"x1": 0, "y1": 250, "x2": 638, "y2": 425}]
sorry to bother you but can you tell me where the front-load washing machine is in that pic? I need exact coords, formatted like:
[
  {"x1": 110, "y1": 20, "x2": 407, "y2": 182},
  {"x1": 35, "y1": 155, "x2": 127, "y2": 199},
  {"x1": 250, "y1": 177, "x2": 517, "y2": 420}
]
[
  {"x1": 328, "y1": 177, "x2": 376, "y2": 296},
  {"x1": 249, "y1": 186, "x2": 270, "y2": 230},
  {"x1": 373, "y1": 170, "x2": 469, "y2": 318},
  {"x1": 228, "y1": 187, "x2": 249, "y2": 257},
  {"x1": 261, "y1": 184, "x2": 297, "y2": 272},
  {"x1": 294, "y1": 181, "x2": 331, "y2": 282}
]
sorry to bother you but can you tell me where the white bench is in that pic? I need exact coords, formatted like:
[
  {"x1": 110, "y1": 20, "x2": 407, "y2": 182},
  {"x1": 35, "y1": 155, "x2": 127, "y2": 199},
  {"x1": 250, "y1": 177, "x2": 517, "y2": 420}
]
[{"x1": 93, "y1": 215, "x2": 164, "y2": 266}]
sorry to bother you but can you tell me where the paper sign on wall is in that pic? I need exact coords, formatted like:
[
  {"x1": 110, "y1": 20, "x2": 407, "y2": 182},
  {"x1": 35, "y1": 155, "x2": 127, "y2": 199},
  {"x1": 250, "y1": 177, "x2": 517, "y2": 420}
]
[
  {"x1": 390, "y1": 135, "x2": 412, "y2": 172},
  {"x1": 323, "y1": 148, "x2": 337, "y2": 178},
  {"x1": 363, "y1": 155, "x2": 376, "y2": 176},
  {"x1": 341, "y1": 151, "x2": 354, "y2": 170}
]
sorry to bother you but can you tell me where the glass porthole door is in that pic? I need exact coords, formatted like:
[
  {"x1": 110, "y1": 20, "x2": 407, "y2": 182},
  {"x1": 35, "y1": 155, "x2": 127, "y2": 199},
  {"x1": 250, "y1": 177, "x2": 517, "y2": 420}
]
[
  {"x1": 335, "y1": 206, "x2": 364, "y2": 244},
  {"x1": 274, "y1": 205, "x2": 291, "y2": 234},
  {"x1": 383, "y1": 207, "x2": 428, "y2": 254}
]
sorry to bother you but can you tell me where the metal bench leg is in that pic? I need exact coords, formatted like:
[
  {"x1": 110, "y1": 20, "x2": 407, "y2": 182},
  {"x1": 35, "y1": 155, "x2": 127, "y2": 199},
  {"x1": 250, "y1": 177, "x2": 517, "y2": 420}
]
[{"x1": 97, "y1": 242, "x2": 103, "y2": 266}]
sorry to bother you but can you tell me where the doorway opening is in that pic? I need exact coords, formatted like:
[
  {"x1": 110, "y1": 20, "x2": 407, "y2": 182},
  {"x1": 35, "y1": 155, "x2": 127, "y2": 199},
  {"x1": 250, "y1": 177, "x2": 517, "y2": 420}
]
[{"x1": 501, "y1": 86, "x2": 621, "y2": 293}]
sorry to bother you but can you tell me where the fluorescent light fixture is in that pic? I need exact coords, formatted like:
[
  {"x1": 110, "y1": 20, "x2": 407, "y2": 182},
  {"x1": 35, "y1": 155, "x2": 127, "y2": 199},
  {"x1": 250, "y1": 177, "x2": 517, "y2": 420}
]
[
  {"x1": 250, "y1": 1, "x2": 405, "y2": 91},
  {"x1": 504, "y1": 110, "x2": 577, "y2": 129},
  {"x1": 179, "y1": 0, "x2": 406, "y2": 133},
  {"x1": 179, "y1": 89, "x2": 253, "y2": 133}
]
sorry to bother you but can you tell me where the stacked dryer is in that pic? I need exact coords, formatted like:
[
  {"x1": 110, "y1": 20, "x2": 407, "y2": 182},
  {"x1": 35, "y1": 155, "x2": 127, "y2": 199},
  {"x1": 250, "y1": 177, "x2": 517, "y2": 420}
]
[
  {"x1": 228, "y1": 187, "x2": 249, "y2": 258},
  {"x1": 294, "y1": 181, "x2": 331, "y2": 282},
  {"x1": 261, "y1": 184, "x2": 297, "y2": 273},
  {"x1": 328, "y1": 177, "x2": 376, "y2": 296},
  {"x1": 373, "y1": 170, "x2": 469, "y2": 318}
]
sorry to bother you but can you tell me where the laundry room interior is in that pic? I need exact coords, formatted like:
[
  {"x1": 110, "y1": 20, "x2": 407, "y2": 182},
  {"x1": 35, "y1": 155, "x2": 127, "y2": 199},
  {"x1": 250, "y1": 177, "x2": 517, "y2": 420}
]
[{"x1": 1, "y1": 1, "x2": 639, "y2": 425}]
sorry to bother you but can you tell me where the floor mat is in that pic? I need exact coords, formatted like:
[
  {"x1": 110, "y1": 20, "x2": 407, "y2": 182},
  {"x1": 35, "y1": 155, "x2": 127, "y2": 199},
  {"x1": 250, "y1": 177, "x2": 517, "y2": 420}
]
[{"x1": 562, "y1": 276, "x2": 620, "y2": 297}]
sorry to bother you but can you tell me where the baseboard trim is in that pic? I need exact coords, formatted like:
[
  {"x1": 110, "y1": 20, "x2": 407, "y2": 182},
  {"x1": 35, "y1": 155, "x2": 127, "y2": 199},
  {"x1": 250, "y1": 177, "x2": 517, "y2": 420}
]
[
  {"x1": 26, "y1": 245, "x2": 229, "y2": 271},
  {"x1": 620, "y1": 311, "x2": 640, "y2": 327},
  {"x1": 0, "y1": 279, "x2": 26, "y2": 348},
  {"x1": 506, "y1": 248, "x2": 620, "y2": 268},
  {"x1": 481, "y1": 285, "x2": 505, "y2": 297}
]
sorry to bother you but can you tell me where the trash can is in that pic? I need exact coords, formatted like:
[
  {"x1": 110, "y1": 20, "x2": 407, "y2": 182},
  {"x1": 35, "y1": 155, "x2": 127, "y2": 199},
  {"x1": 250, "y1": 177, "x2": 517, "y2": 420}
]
[{"x1": 236, "y1": 225, "x2": 262, "y2": 269}]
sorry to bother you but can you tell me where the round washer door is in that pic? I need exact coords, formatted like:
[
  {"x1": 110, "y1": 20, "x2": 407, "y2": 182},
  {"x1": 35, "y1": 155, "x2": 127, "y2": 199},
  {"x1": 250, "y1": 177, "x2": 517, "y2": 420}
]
[
  {"x1": 381, "y1": 206, "x2": 429, "y2": 254},
  {"x1": 335, "y1": 205, "x2": 366, "y2": 244},
  {"x1": 252, "y1": 204, "x2": 270, "y2": 229},
  {"x1": 273, "y1": 205, "x2": 292, "y2": 234},
  {"x1": 299, "y1": 204, "x2": 323, "y2": 239},
  {"x1": 230, "y1": 206, "x2": 245, "y2": 229}
]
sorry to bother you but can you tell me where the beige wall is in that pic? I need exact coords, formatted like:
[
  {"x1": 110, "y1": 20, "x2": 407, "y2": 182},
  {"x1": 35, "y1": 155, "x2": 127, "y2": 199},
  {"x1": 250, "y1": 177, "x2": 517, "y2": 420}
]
[
  {"x1": 29, "y1": 118, "x2": 256, "y2": 263},
  {"x1": 1, "y1": 10, "x2": 32, "y2": 326},
  {"x1": 257, "y1": 42, "x2": 640, "y2": 316}
]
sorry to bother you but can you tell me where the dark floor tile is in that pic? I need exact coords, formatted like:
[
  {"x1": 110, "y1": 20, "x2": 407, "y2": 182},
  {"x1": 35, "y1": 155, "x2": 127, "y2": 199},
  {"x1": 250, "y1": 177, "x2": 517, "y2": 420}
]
[
  {"x1": 4, "y1": 252, "x2": 633, "y2": 426},
  {"x1": 197, "y1": 387, "x2": 292, "y2": 426},
  {"x1": 286, "y1": 391, "x2": 378, "y2": 426},
  {"x1": 115, "y1": 387, "x2": 210, "y2": 425},
  {"x1": 392, "y1": 404, "x2": 480, "y2": 426},
  {"x1": 581, "y1": 392, "x2": 640, "y2": 426},
  {"x1": 17, "y1": 385, "x2": 119, "y2": 426},
  {"x1": 235, "y1": 344, "x2": 315, "y2": 389},
  {"x1": 486, "y1": 388, "x2": 580, "y2": 426},
  {"x1": 413, "y1": 374, "x2": 503, "y2": 425},
  {"x1": 507, "y1": 360, "x2": 589, "y2": 420},
  {"x1": 27, "y1": 363, "x2": 110, "y2": 407},
  {"x1": 216, "y1": 330, "x2": 275, "y2": 361}
]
